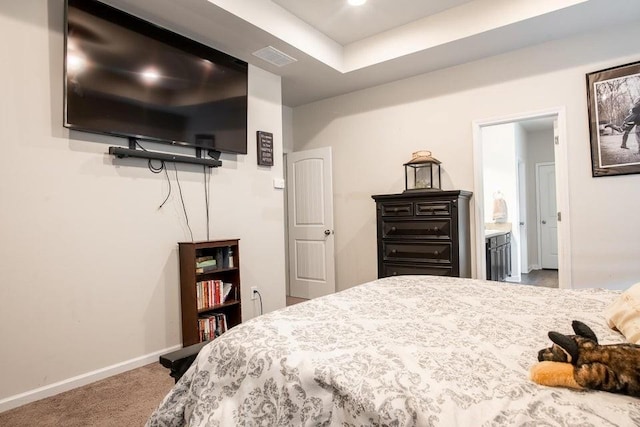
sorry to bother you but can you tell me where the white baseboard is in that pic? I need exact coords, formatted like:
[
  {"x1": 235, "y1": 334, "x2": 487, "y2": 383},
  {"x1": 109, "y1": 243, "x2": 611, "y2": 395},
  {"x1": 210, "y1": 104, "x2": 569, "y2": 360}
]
[
  {"x1": 529, "y1": 264, "x2": 541, "y2": 271},
  {"x1": 0, "y1": 344, "x2": 181, "y2": 413}
]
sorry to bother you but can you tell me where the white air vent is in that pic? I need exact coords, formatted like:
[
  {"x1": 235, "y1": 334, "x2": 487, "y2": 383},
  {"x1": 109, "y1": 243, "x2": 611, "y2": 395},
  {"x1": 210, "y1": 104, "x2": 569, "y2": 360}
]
[{"x1": 252, "y1": 46, "x2": 297, "y2": 67}]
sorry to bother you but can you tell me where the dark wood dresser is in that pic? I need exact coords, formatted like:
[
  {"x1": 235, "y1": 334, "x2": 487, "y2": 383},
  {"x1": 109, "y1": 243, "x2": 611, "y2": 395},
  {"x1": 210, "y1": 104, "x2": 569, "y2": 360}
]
[{"x1": 372, "y1": 190, "x2": 472, "y2": 278}]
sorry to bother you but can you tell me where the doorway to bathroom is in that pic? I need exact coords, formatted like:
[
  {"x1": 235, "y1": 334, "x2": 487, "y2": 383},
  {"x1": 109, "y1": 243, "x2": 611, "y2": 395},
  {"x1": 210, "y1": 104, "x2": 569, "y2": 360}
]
[{"x1": 472, "y1": 108, "x2": 572, "y2": 289}]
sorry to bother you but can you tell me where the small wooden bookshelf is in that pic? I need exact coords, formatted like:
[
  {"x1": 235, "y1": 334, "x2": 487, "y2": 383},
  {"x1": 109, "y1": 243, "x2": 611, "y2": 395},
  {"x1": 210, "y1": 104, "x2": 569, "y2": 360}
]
[{"x1": 178, "y1": 239, "x2": 241, "y2": 346}]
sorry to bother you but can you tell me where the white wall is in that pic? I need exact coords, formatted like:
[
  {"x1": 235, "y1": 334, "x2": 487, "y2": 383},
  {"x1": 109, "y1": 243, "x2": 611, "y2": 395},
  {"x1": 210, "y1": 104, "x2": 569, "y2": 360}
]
[
  {"x1": 0, "y1": 1, "x2": 285, "y2": 405},
  {"x1": 293, "y1": 21, "x2": 640, "y2": 292}
]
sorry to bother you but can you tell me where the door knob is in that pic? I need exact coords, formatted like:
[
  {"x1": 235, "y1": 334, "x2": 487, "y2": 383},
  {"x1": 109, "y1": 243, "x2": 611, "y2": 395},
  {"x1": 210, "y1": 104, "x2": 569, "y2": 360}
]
[
  {"x1": 541, "y1": 220, "x2": 547, "y2": 224},
  {"x1": 324, "y1": 229, "x2": 331, "y2": 236}
]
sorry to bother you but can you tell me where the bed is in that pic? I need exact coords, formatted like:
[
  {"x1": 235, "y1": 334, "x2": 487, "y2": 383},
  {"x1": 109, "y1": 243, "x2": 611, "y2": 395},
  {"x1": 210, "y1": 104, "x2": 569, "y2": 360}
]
[{"x1": 147, "y1": 275, "x2": 640, "y2": 426}]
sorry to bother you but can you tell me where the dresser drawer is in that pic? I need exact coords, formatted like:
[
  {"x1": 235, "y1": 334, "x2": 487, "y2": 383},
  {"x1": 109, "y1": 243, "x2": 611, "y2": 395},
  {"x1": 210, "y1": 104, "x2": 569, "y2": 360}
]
[
  {"x1": 380, "y1": 202, "x2": 413, "y2": 217},
  {"x1": 415, "y1": 201, "x2": 451, "y2": 217},
  {"x1": 383, "y1": 241, "x2": 452, "y2": 263},
  {"x1": 382, "y1": 263, "x2": 452, "y2": 277},
  {"x1": 382, "y1": 219, "x2": 451, "y2": 240}
]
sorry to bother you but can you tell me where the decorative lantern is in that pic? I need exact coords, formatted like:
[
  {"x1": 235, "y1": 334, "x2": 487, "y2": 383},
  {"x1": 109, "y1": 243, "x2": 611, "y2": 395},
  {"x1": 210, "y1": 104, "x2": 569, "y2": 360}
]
[{"x1": 403, "y1": 150, "x2": 442, "y2": 192}]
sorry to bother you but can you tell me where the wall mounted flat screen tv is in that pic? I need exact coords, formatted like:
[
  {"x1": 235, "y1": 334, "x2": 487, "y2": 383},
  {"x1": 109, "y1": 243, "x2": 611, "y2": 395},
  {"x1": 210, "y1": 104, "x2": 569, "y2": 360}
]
[{"x1": 64, "y1": 0, "x2": 248, "y2": 154}]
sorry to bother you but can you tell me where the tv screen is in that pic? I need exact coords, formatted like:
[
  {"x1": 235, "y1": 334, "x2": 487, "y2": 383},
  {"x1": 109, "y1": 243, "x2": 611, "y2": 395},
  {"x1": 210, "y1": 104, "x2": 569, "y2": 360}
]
[{"x1": 64, "y1": 0, "x2": 248, "y2": 154}]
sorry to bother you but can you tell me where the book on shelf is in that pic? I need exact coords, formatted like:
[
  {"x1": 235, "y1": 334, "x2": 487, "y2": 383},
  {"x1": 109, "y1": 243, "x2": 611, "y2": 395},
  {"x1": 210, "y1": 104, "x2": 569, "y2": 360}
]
[
  {"x1": 197, "y1": 312, "x2": 228, "y2": 341},
  {"x1": 214, "y1": 313, "x2": 227, "y2": 336},
  {"x1": 195, "y1": 255, "x2": 214, "y2": 263},
  {"x1": 198, "y1": 316, "x2": 214, "y2": 342},
  {"x1": 216, "y1": 313, "x2": 227, "y2": 334},
  {"x1": 195, "y1": 263, "x2": 218, "y2": 274},
  {"x1": 223, "y1": 282, "x2": 232, "y2": 302},
  {"x1": 196, "y1": 259, "x2": 217, "y2": 268},
  {"x1": 196, "y1": 279, "x2": 231, "y2": 310}
]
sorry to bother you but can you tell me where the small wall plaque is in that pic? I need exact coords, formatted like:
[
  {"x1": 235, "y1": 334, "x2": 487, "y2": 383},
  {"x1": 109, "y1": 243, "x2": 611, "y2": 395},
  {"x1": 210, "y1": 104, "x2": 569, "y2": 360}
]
[{"x1": 257, "y1": 131, "x2": 274, "y2": 166}]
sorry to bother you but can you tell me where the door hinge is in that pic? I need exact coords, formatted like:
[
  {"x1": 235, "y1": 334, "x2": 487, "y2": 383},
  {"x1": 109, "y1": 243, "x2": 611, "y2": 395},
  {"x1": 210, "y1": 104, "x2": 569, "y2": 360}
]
[
  {"x1": 557, "y1": 212, "x2": 562, "y2": 222},
  {"x1": 554, "y1": 136, "x2": 559, "y2": 145}
]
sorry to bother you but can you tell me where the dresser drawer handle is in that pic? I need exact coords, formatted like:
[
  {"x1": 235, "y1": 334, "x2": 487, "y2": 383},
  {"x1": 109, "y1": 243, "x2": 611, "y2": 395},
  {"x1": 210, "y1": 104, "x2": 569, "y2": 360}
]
[
  {"x1": 390, "y1": 226, "x2": 397, "y2": 232},
  {"x1": 431, "y1": 227, "x2": 439, "y2": 232},
  {"x1": 393, "y1": 207, "x2": 399, "y2": 212},
  {"x1": 391, "y1": 249, "x2": 397, "y2": 254},
  {"x1": 433, "y1": 250, "x2": 439, "y2": 256},
  {"x1": 392, "y1": 271, "x2": 398, "y2": 276}
]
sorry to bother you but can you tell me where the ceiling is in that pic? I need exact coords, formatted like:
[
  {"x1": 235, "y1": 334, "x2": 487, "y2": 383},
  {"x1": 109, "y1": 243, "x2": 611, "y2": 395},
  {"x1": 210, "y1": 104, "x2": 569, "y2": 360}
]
[
  {"x1": 270, "y1": 0, "x2": 474, "y2": 45},
  {"x1": 104, "y1": 0, "x2": 640, "y2": 107}
]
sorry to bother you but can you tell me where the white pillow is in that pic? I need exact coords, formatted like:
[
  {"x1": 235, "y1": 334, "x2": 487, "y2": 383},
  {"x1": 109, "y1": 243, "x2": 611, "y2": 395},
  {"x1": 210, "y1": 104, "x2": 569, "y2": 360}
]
[{"x1": 604, "y1": 282, "x2": 640, "y2": 344}]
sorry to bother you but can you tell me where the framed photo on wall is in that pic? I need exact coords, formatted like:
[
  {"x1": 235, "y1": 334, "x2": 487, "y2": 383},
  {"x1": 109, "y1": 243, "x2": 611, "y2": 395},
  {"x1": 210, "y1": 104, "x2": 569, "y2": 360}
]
[
  {"x1": 256, "y1": 131, "x2": 274, "y2": 166},
  {"x1": 587, "y1": 60, "x2": 640, "y2": 177}
]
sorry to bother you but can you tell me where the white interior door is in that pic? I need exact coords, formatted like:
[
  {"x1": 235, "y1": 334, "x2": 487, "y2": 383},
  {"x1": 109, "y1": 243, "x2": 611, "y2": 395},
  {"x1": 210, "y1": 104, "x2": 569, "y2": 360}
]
[
  {"x1": 286, "y1": 147, "x2": 335, "y2": 299},
  {"x1": 536, "y1": 163, "x2": 558, "y2": 269}
]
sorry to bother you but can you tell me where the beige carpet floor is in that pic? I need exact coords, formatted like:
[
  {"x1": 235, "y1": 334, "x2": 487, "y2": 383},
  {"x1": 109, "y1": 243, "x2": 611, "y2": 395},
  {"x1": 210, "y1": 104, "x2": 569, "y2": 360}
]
[{"x1": 0, "y1": 362, "x2": 174, "y2": 427}]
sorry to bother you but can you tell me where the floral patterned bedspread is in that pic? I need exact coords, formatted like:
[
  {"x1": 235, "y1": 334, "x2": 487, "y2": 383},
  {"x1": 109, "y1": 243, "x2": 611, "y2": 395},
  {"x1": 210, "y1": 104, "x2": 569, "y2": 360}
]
[{"x1": 147, "y1": 276, "x2": 640, "y2": 426}]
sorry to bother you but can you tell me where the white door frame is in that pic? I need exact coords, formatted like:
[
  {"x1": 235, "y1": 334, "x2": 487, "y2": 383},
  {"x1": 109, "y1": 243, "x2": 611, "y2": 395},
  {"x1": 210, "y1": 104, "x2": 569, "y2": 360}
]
[
  {"x1": 517, "y1": 160, "x2": 528, "y2": 275},
  {"x1": 472, "y1": 106, "x2": 572, "y2": 289},
  {"x1": 283, "y1": 152, "x2": 290, "y2": 297}
]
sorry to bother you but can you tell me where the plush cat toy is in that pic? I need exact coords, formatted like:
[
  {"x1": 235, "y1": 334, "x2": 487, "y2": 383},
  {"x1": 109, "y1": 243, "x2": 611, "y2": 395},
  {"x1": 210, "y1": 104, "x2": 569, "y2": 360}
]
[{"x1": 530, "y1": 320, "x2": 640, "y2": 397}]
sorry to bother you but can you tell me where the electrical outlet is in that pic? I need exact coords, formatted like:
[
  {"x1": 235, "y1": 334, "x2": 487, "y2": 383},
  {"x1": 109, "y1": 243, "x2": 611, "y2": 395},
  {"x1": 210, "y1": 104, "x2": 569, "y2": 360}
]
[{"x1": 251, "y1": 286, "x2": 258, "y2": 300}]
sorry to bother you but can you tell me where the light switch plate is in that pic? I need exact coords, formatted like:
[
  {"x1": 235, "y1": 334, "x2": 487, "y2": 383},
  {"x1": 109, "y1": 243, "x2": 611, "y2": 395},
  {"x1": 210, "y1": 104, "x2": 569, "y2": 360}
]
[{"x1": 273, "y1": 178, "x2": 285, "y2": 189}]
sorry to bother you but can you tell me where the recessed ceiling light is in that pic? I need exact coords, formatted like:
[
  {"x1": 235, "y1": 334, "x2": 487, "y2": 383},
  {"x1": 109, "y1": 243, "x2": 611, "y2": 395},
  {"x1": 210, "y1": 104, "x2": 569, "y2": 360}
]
[
  {"x1": 348, "y1": 0, "x2": 366, "y2": 5},
  {"x1": 140, "y1": 67, "x2": 161, "y2": 84},
  {"x1": 67, "y1": 52, "x2": 87, "y2": 75}
]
